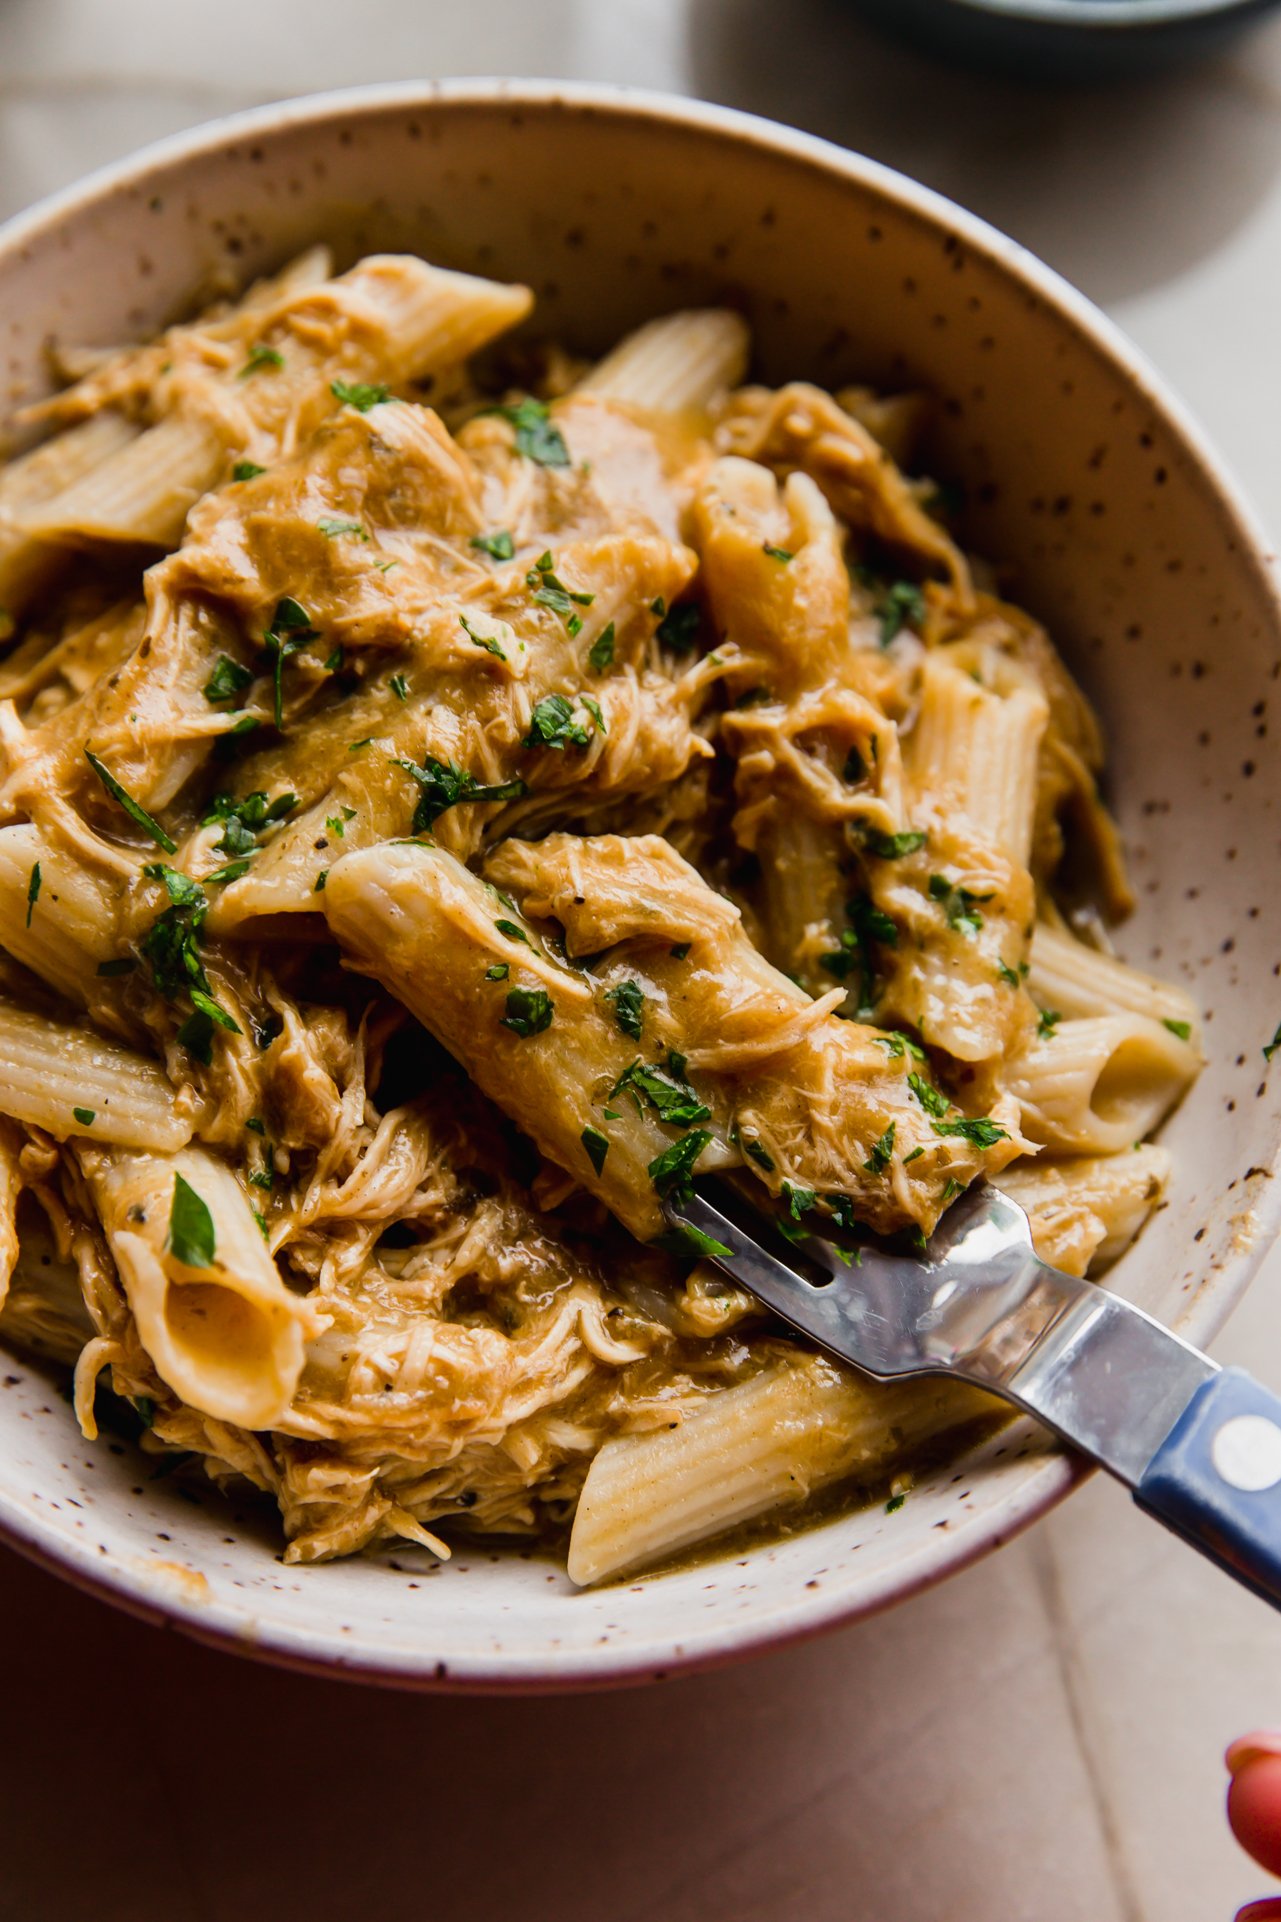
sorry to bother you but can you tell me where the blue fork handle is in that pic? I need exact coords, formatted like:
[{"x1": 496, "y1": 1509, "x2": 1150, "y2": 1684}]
[{"x1": 1135, "y1": 1368, "x2": 1281, "y2": 1609}]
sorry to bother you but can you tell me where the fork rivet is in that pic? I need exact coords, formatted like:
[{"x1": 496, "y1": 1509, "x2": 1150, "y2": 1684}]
[{"x1": 1211, "y1": 1415, "x2": 1281, "y2": 1492}]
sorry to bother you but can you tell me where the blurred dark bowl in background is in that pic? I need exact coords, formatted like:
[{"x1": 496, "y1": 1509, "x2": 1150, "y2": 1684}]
[{"x1": 849, "y1": 0, "x2": 1281, "y2": 78}]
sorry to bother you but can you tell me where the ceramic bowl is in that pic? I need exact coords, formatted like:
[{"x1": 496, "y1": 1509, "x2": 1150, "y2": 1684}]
[
  {"x1": 850, "y1": 0, "x2": 1281, "y2": 79},
  {"x1": 1, "y1": 82, "x2": 1279, "y2": 1692}
]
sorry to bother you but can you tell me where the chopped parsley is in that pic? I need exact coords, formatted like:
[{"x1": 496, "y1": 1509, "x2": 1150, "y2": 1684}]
[
  {"x1": 325, "y1": 807, "x2": 357, "y2": 839},
  {"x1": 653, "y1": 1221, "x2": 733, "y2": 1261},
  {"x1": 821, "y1": 894, "x2": 899, "y2": 1014},
  {"x1": 902, "y1": 1146, "x2": 925, "y2": 1165},
  {"x1": 501, "y1": 987, "x2": 553, "y2": 1037},
  {"x1": 470, "y1": 529, "x2": 515, "y2": 561},
  {"x1": 240, "y1": 342, "x2": 284, "y2": 376},
  {"x1": 485, "y1": 963, "x2": 509, "y2": 981},
  {"x1": 486, "y1": 396, "x2": 569, "y2": 467},
  {"x1": 931, "y1": 1116, "x2": 1008, "y2": 1148},
  {"x1": 588, "y1": 622, "x2": 616, "y2": 673},
  {"x1": 317, "y1": 517, "x2": 367, "y2": 541},
  {"x1": 261, "y1": 597, "x2": 318, "y2": 729},
  {"x1": 389, "y1": 673, "x2": 409, "y2": 703},
  {"x1": 885, "y1": 1492, "x2": 907, "y2": 1514},
  {"x1": 231, "y1": 460, "x2": 265, "y2": 482},
  {"x1": 581, "y1": 1126, "x2": 610, "y2": 1176},
  {"x1": 523, "y1": 693, "x2": 594, "y2": 752},
  {"x1": 168, "y1": 1172, "x2": 215, "y2": 1268},
  {"x1": 606, "y1": 979, "x2": 645, "y2": 1040},
  {"x1": 647, "y1": 1129, "x2": 713, "y2": 1202},
  {"x1": 1266, "y1": 1024, "x2": 1281, "y2": 1063},
  {"x1": 941, "y1": 1176, "x2": 963, "y2": 1203},
  {"x1": 330, "y1": 378, "x2": 391, "y2": 411},
  {"x1": 928, "y1": 873, "x2": 989, "y2": 937},
  {"x1": 782, "y1": 1181, "x2": 817, "y2": 1219},
  {"x1": 744, "y1": 1138, "x2": 775, "y2": 1172},
  {"x1": 313, "y1": 870, "x2": 328, "y2": 893},
  {"x1": 494, "y1": 918, "x2": 531, "y2": 947},
  {"x1": 204, "y1": 859, "x2": 252, "y2": 886},
  {"x1": 202, "y1": 789, "x2": 296, "y2": 858},
  {"x1": 72, "y1": 1106, "x2": 95, "y2": 1127},
  {"x1": 527, "y1": 550, "x2": 595, "y2": 623},
  {"x1": 907, "y1": 1071, "x2": 949, "y2": 1118},
  {"x1": 863, "y1": 1122, "x2": 896, "y2": 1175},
  {"x1": 875, "y1": 1031, "x2": 925, "y2": 1063},
  {"x1": 863, "y1": 827, "x2": 927, "y2": 860},
  {"x1": 670, "y1": 942, "x2": 692, "y2": 961},
  {"x1": 996, "y1": 960, "x2": 1023, "y2": 989},
  {"x1": 655, "y1": 601, "x2": 702, "y2": 653},
  {"x1": 203, "y1": 654, "x2": 254, "y2": 707},
  {"x1": 875, "y1": 581, "x2": 926, "y2": 645},
  {"x1": 85, "y1": 751, "x2": 176, "y2": 853},
  {"x1": 325, "y1": 645, "x2": 345, "y2": 673},
  {"x1": 138, "y1": 866, "x2": 238, "y2": 1059},
  {"x1": 1036, "y1": 1008, "x2": 1062, "y2": 1040},
  {"x1": 459, "y1": 611, "x2": 510, "y2": 662},
  {"x1": 396, "y1": 754, "x2": 527, "y2": 834},
  {"x1": 612, "y1": 1058, "x2": 710, "y2": 1127},
  {"x1": 25, "y1": 861, "x2": 39, "y2": 928},
  {"x1": 762, "y1": 542, "x2": 793, "y2": 563},
  {"x1": 1163, "y1": 1018, "x2": 1192, "y2": 1041}
]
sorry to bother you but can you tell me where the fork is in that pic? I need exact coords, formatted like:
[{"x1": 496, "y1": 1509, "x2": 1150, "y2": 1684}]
[{"x1": 665, "y1": 1179, "x2": 1281, "y2": 1607}]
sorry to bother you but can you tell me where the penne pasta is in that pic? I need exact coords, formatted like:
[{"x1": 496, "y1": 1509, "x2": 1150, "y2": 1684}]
[
  {"x1": 999, "y1": 1144, "x2": 1171, "y2": 1277},
  {"x1": 1005, "y1": 1013, "x2": 1198, "y2": 1156},
  {"x1": 577, "y1": 308, "x2": 750, "y2": 413},
  {"x1": 567, "y1": 1352, "x2": 995, "y2": 1585},
  {"x1": 82, "y1": 1145, "x2": 325, "y2": 1428},
  {"x1": 1027, "y1": 921, "x2": 1201, "y2": 1040},
  {"x1": 0, "y1": 999, "x2": 192, "y2": 1150}
]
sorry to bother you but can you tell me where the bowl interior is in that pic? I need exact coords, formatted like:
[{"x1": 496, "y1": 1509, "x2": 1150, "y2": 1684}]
[{"x1": 1, "y1": 84, "x2": 1279, "y2": 1689}]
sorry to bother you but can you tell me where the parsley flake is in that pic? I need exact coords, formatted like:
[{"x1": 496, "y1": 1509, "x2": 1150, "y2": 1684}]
[
  {"x1": 317, "y1": 517, "x2": 367, "y2": 541},
  {"x1": 470, "y1": 529, "x2": 515, "y2": 561},
  {"x1": 330, "y1": 378, "x2": 391, "y2": 411},
  {"x1": 907, "y1": 1071, "x2": 949, "y2": 1117},
  {"x1": 655, "y1": 602, "x2": 702, "y2": 653},
  {"x1": 72, "y1": 1106, "x2": 95, "y2": 1127},
  {"x1": 501, "y1": 987, "x2": 554, "y2": 1037},
  {"x1": 459, "y1": 611, "x2": 510, "y2": 662},
  {"x1": 648, "y1": 1129, "x2": 713, "y2": 1201},
  {"x1": 168, "y1": 1173, "x2": 216, "y2": 1268},
  {"x1": 588, "y1": 622, "x2": 616, "y2": 673},
  {"x1": 85, "y1": 751, "x2": 176, "y2": 853},
  {"x1": 863, "y1": 1122, "x2": 896, "y2": 1175},
  {"x1": 931, "y1": 1116, "x2": 1008, "y2": 1148},
  {"x1": 396, "y1": 754, "x2": 526, "y2": 834},
  {"x1": 863, "y1": 827, "x2": 927, "y2": 860},
  {"x1": 581, "y1": 1126, "x2": 610, "y2": 1176},
  {"x1": 203, "y1": 654, "x2": 254, "y2": 707},
  {"x1": 241, "y1": 343, "x2": 284, "y2": 376},
  {"x1": 875, "y1": 581, "x2": 926, "y2": 645},
  {"x1": 1163, "y1": 1018, "x2": 1192, "y2": 1041},
  {"x1": 606, "y1": 979, "x2": 646, "y2": 1040},
  {"x1": 486, "y1": 396, "x2": 569, "y2": 467},
  {"x1": 25, "y1": 861, "x2": 40, "y2": 928},
  {"x1": 762, "y1": 542, "x2": 793, "y2": 563},
  {"x1": 232, "y1": 460, "x2": 265, "y2": 482}
]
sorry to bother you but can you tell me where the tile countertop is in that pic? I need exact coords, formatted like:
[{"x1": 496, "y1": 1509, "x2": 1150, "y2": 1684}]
[{"x1": 2, "y1": 5, "x2": 1281, "y2": 1918}]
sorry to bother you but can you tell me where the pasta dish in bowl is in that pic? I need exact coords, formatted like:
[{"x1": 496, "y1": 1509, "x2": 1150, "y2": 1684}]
[
  {"x1": 0, "y1": 244, "x2": 1205, "y2": 1586},
  {"x1": 0, "y1": 83, "x2": 1274, "y2": 1686}
]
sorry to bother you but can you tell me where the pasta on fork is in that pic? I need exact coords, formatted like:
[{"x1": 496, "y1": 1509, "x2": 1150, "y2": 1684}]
[{"x1": 0, "y1": 249, "x2": 1201, "y2": 1584}]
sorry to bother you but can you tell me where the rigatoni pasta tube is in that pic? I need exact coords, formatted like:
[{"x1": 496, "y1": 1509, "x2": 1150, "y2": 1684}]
[
  {"x1": 577, "y1": 309, "x2": 750, "y2": 412},
  {"x1": 83, "y1": 1146, "x2": 324, "y2": 1428},
  {"x1": 566, "y1": 1353, "x2": 995, "y2": 1585},
  {"x1": 907, "y1": 653, "x2": 1047, "y2": 866},
  {"x1": 0, "y1": 1000, "x2": 191, "y2": 1150},
  {"x1": 0, "y1": 823, "x2": 120, "y2": 1001},
  {"x1": 1006, "y1": 1013, "x2": 1197, "y2": 1155},
  {"x1": 1028, "y1": 921, "x2": 1201, "y2": 1041},
  {"x1": 999, "y1": 1145, "x2": 1170, "y2": 1277}
]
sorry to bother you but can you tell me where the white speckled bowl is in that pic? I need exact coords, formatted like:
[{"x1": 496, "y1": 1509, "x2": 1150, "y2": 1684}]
[{"x1": 2, "y1": 82, "x2": 1279, "y2": 1692}]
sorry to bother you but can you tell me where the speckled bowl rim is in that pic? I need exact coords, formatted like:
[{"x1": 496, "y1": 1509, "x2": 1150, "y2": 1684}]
[{"x1": 0, "y1": 79, "x2": 1278, "y2": 1693}]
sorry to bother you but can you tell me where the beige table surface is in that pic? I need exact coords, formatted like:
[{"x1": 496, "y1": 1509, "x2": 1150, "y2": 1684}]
[{"x1": 2, "y1": 5, "x2": 1281, "y2": 1918}]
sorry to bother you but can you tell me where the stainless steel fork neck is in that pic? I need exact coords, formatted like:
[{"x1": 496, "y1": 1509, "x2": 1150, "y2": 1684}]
[{"x1": 996, "y1": 1265, "x2": 1217, "y2": 1487}]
